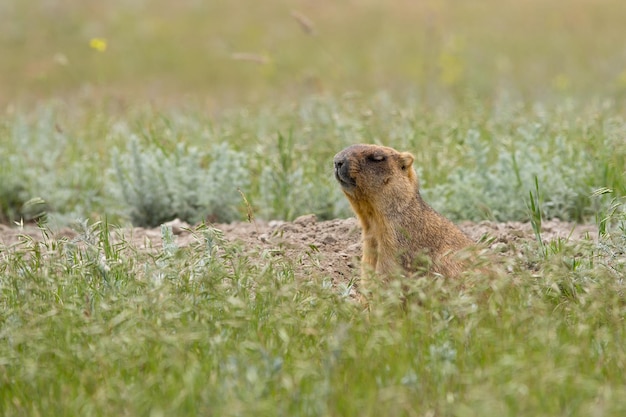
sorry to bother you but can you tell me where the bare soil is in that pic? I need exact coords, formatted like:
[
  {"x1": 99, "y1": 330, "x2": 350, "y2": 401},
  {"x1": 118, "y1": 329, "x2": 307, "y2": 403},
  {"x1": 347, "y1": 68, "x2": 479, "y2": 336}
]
[{"x1": 0, "y1": 216, "x2": 598, "y2": 283}]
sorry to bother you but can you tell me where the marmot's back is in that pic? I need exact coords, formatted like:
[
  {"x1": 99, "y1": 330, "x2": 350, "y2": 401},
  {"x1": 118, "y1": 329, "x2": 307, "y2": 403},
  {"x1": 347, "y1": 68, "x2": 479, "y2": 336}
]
[{"x1": 334, "y1": 144, "x2": 472, "y2": 277}]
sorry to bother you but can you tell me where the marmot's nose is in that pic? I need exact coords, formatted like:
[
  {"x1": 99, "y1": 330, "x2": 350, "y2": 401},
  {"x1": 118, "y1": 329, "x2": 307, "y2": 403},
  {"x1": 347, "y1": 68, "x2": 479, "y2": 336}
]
[
  {"x1": 334, "y1": 155, "x2": 351, "y2": 179},
  {"x1": 334, "y1": 155, "x2": 346, "y2": 170},
  {"x1": 333, "y1": 153, "x2": 356, "y2": 189}
]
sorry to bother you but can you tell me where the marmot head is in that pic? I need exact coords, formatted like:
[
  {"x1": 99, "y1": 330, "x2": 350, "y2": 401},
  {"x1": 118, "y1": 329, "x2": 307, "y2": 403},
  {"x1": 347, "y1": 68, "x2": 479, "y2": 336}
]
[{"x1": 333, "y1": 144, "x2": 417, "y2": 201}]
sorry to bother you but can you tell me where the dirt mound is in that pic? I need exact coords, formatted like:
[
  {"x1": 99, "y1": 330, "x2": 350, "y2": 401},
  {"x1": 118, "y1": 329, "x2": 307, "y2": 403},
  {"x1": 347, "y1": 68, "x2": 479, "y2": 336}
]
[{"x1": 0, "y1": 216, "x2": 597, "y2": 285}]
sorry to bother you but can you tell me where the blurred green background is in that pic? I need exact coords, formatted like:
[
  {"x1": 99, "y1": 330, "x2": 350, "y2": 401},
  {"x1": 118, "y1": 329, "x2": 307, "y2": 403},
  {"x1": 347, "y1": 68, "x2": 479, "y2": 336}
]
[
  {"x1": 3, "y1": 0, "x2": 626, "y2": 107},
  {"x1": 1, "y1": 0, "x2": 626, "y2": 226}
]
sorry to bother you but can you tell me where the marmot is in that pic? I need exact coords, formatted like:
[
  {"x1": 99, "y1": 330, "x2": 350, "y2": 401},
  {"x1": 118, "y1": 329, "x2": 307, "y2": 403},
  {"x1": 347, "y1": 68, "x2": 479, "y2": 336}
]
[{"x1": 334, "y1": 144, "x2": 473, "y2": 278}]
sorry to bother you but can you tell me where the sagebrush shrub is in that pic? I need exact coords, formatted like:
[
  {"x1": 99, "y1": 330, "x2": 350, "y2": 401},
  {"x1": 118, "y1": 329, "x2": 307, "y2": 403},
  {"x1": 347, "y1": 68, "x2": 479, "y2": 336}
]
[
  {"x1": 425, "y1": 126, "x2": 596, "y2": 222},
  {"x1": 111, "y1": 137, "x2": 249, "y2": 227},
  {"x1": 0, "y1": 108, "x2": 108, "y2": 225},
  {"x1": 0, "y1": 154, "x2": 29, "y2": 223},
  {"x1": 1, "y1": 99, "x2": 625, "y2": 225},
  {"x1": 256, "y1": 132, "x2": 348, "y2": 220}
]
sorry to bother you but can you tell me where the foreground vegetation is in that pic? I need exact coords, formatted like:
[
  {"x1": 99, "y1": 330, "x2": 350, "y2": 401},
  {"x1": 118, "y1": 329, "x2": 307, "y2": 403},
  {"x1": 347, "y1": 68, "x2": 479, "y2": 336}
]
[
  {"x1": 2, "y1": 0, "x2": 626, "y2": 415},
  {"x1": 1, "y1": 215, "x2": 626, "y2": 416}
]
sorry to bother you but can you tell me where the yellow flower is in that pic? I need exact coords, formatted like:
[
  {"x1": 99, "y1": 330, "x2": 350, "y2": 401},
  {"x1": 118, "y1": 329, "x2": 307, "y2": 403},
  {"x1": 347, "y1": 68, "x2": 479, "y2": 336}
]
[
  {"x1": 617, "y1": 69, "x2": 626, "y2": 89},
  {"x1": 89, "y1": 38, "x2": 107, "y2": 52},
  {"x1": 438, "y1": 36, "x2": 465, "y2": 87},
  {"x1": 551, "y1": 74, "x2": 570, "y2": 91}
]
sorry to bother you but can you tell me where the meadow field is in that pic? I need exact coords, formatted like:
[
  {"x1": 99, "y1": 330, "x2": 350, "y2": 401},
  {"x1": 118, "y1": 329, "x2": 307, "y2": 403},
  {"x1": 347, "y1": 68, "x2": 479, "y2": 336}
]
[{"x1": 1, "y1": 0, "x2": 626, "y2": 416}]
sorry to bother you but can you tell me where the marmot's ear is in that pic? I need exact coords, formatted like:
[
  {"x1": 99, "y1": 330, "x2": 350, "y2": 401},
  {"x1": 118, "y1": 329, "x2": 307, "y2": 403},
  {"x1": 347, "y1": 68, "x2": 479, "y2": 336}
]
[{"x1": 399, "y1": 152, "x2": 414, "y2": 171}]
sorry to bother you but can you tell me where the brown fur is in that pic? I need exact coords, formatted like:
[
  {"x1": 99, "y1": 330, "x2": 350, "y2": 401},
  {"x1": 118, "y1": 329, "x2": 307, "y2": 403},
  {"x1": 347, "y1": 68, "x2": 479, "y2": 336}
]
[{"x1": 334, "y1": 144, "x2": 473, "y2": 278}]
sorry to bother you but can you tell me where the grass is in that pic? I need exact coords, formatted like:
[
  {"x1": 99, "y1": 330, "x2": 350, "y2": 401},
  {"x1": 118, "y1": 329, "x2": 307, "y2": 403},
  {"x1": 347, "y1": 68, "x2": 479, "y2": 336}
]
[
  {"x1": 2, "y1": 0, "x2": 626, "y2": 415},
  {"x1": 1, "y1": 219, "x2": 626, "y2": 416}
]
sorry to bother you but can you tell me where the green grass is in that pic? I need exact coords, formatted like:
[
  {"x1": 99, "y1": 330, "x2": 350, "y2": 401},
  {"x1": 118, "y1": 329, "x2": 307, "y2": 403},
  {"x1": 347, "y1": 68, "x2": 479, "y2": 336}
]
[
  {"x1": 2, "y1": 0, "x2": 626, "y2": 415},
  {"x1": 1, "y1": 219, "x2": 626, "y2": 416}
]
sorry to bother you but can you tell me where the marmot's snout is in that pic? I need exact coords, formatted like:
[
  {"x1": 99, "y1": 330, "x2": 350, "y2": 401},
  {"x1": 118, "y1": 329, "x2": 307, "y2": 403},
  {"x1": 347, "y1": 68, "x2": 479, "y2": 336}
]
[{"x1": 333, "y1": 153, "x2": 356, "y2": 190}]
